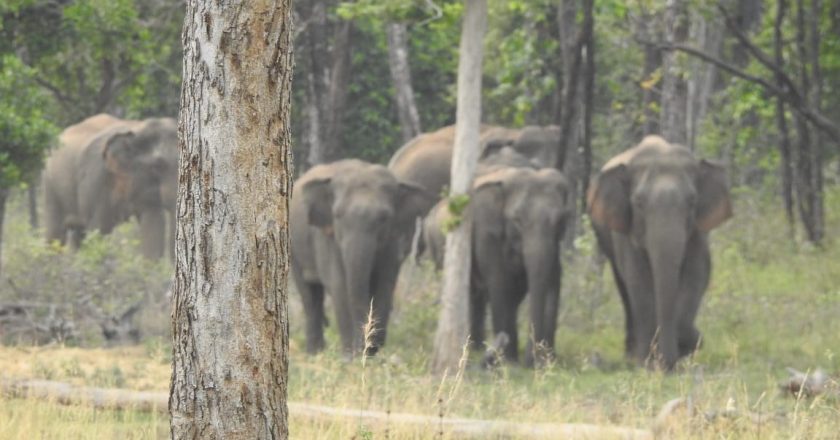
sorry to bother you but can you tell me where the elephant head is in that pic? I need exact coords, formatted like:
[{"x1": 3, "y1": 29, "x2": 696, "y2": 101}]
[
  {"x1": 299, "y1": 160, "x2": 433, "y2": 354},
  {"x1": 471, "y1": 167, "x2": 574, "y2": 366},
  {"x1": 481, "y1": 125, "x2": 561, "y2": 168},
  {"x1": 587, "y1": 136, "x2": 732, "y2": 370},
  {"x1": 99, "y1": 119, "x2": 177, "y2": 259}
]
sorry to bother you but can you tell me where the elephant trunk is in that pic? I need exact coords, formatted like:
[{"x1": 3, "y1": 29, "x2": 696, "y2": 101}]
[
  {"x1": 340, "y1": 232, "x2": 378, "y2": 354},
  {"x1": 138, "y1": 207, "x2": 166, "y2": 259},
  {"x1": 522, "y1": 232, "x2": 561, "y2": 365},
  {"x1": 646, "y1": 217, "x2": 687, "y2": 370}
]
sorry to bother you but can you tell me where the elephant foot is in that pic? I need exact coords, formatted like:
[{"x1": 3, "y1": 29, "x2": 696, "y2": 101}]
[
  {"x1": 524, "y1": 341, "x2": 556, "y2": 369},
  {"x1": 678, "y1": 328, "x2": 702, "y2": 358},
  {"x1": 482, "y1": 332, "x2": 510, "y2": 369}
]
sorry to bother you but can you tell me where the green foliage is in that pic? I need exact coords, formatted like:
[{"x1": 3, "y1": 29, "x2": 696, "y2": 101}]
[
  {"x1": 442, "y1": 193, "x2": 470, "y2": 233},
  {"x1": 0, "y1": 54, "x2": 56, "y2": 189}
]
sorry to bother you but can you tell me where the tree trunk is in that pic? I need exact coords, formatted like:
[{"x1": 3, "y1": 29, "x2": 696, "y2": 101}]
[
  {"x1": 301, "y1": 2, "x2": 353, "y2": 167},
  {"x1": 580, "y1": 0, "x2": 595, "y2": 211},
  {"x1": 170, "y1": 1, "x2": 293, "y2": 438},
  {"x1": 793, "y1": 0, "x2": 823, "y2": 244},
  {"x1": 638, "y1": 16, "x2": 661, "y2": 137},
  {"x1": 774, "y1": 0, "x2": 796, "y2": 236},
  {"x1": 555, "y1": 0, "x2": 580, "y2": 171},
  {"x1": 660, "y1": 0, "x2": 689, "y2": 144},
  {"x1": 0, "y1": 188, "x2": 7, "y2": 276},
  {"x1": 432, "y1": 0, "x2": 487, "y2": 375},
  {"x1": 303, "y1": 0, "x2": 328, "y2": 168},
  {"x1": 685, "y1": 13, "x2": 723, "y2": 151},
  {"x1": 28, "y1": 180, "x2": 38, "y2": 230},
  {"x1": 387, "y1": 22, "x2": 422, "y2": 142}
]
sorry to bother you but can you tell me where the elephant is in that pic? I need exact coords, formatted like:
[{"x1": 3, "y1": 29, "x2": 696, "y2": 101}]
[
  {"x1": 420, "y1": 164, "x2": 574, "y2": 367},
  {"x1": 388, "y1": 124, "x2": 560, "y2": 258},
  {"x1": 416, "y1": 146, "x2": 539, "y2": 270},
  {"x1": 43, "y1": 114, "x2": 178, "y2": 260},
  {"x1": 388, "y1": 124, "x2": 561, "y2": 203},
  {"x1": 586, "y1": 135, "x2": 732, "y2": 371},
  {"x1": 290, "y1": 159, "x2": 434, "y2": 355}
]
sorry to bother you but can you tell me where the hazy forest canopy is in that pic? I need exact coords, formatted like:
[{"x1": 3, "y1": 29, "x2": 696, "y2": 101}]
[{"x1": 1, "y1": 0, "x2": 840, "y2": 437}]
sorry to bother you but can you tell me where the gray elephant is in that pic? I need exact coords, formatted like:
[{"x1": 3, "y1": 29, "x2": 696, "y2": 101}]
[
  {"x1": 389, "y1": 125, "x2": 560, "y2": 259},
  {"x1": 290, "y1": 159, "x2": 433, "y2": 355},
  {"x1": 421, "y1": 164, "x2": 573, "y2": 367},
  {"x1": 43, "y1": 114, "x2": 178, "y2": 259},
  {"x1": 587, "y1": 135, "x2": 732, "y2": 371},
  {"x1": 388, "y1": 124, "x2": 561, "y2": 204},
  {"x1": 416, "y1": 146, "x2": 540, "y2": 269}
]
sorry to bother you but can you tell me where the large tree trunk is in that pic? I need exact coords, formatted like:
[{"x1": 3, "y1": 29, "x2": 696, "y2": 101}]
[
  {"x1": 432, "y1": 0, "x2": 487, "y2": 374},
  {"x1": 660, "y1": 0, "x2": 689, "y2": 144},
  {"x1": 387, "y1": 22, "x2": 422, "y2": 142},
  {"x1": 638, "y1": 16, "x2": 661, "y2": 137},
  {"x1": 170, "y1": 1, "x2": 293, "y2": 438}
]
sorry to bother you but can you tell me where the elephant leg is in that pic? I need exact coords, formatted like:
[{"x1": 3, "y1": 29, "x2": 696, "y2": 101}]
[
  {"x1": 614, "y1": 237, "x2": 657, "y2": 366},
  {"x1": 487, "y1": 273, "x2": 521, "y2": 362},
  {"x1": 293, "y1": 262, "x2": 327, "y2": 353},
  {"x1": 469, "y1": 278, "x2": 487, "y2": 351},
  {"x1": 610, "y1": 262, "x2": 635, "y2": 358},
  {"x1": 314, "y1": 235, "x2": 355, "y2": 356},
  {"x1": 677, "y1": 233, "x2": 711, "y2": 358},
  {"x1": 44, "y1": 185, "x2": 66, "y2": 246},
  {"x1": 595, "y1": 227, "x2": 635, "y2": 357},
  {"x1": 369, "y1": 245, "x2": 401, "y2": 354}
]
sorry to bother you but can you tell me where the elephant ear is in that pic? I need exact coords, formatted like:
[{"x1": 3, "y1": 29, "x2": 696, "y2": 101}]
[
  {"x1": 587, "y1": 164, "x2": 631, "y2": 233},
  {"x1": 301, "y1": 177, "x2": 335, "y2": 228},
  {"x1": 695, "y1": 159, "x2": 732, "y2": 232},
  {"x1": 395, "y1": 182, "x2": 435, "y2": 233},
  {"x1": 102, "y1": 131, "x2": 137, "y2": 174}
]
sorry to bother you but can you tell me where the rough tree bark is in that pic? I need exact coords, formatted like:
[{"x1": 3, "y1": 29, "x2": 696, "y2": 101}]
[
  {"x1": 432, "y1": 0, "x2": 487, "y2": 374},
  {"x1": 170, "y1": 1, "x2": 293, "y2": 438},
  {"x1": 660, "y1": 0, "x2": 688, "y2": 144},
  {"x1": 637, "y1": 13, "x2": 661, "y2": 137},
  {"x1": 387, "y1": 22, "x2": 422, "y2": 142}
]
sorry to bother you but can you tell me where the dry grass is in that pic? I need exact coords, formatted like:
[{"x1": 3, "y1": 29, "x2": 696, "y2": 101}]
[{"x1": 1, "y1": 190, "x2": 840, "y2": 438}]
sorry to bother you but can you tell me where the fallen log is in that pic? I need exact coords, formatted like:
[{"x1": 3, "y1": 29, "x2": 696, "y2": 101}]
[{"x1": 1, "y1": 379, "x2": 652, "y2": 439}]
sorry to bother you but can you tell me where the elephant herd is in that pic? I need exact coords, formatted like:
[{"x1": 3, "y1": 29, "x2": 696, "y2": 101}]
[
  {"x1": 42, "y1": 114, "x2": 178, "y2": 260},
  {"x1": 42, "y1": 113, "x2": 732, "y2": 372},
  {"x1": 291, "y1": 124, "x2": 733, "y2": 371}
]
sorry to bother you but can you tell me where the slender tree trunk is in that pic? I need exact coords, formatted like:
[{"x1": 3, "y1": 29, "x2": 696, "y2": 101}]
[
  {"x1": 686, "y1": 13, "x2": 723, "y2": 151},
  {"x1": 793, "y1": 0, "x2": 823, "y2": 244},
  {"x1": 432, "y1": 0, "x2": 487, "y2": 374},
  {"x1": 303, "y1": 0, "x2": 328, "y2": 167},
  {"x1": 0, "y1": 188, "x2": 7, "y2": 276},
  {"x1": 660, "y1": 0, "x2": 689, "y2": 144},
  {"x1": 170, "y1": 1, "x2": 293, "y2": 438},
  {"x1": 580, "y1": 0, "x2": 595, "y2": 211},
  {"x1": 301, "y1": 2, "x2": 353, "y2": 167},
  {"x1": 556, "y1": 0, "x2": 580, "y2": 171},
  {"x1": 323, "y1": 21, "x2": 353, "y2": 161},
  {"x1": 774, "y1": 0, "x2": 796, "y2": 237},
  {"x1": 638, "y1": 16, "x2": 661, "y2": 137},
  {"x1": 387, "y1": 22, "x2": 422, "y2": 142},
  {"x1": 28, "y1": 180, "x2": 38, "y2": 230}
]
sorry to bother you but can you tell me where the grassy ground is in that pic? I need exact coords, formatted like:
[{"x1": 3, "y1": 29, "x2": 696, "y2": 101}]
[{"x1": 1, "y1": 188, "x2": 839, "y2": 438}]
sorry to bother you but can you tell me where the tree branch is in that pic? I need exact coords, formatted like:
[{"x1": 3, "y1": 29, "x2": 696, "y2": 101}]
[{"x1": 654, "y1": 42, "x2": 840, "y2": 144}]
